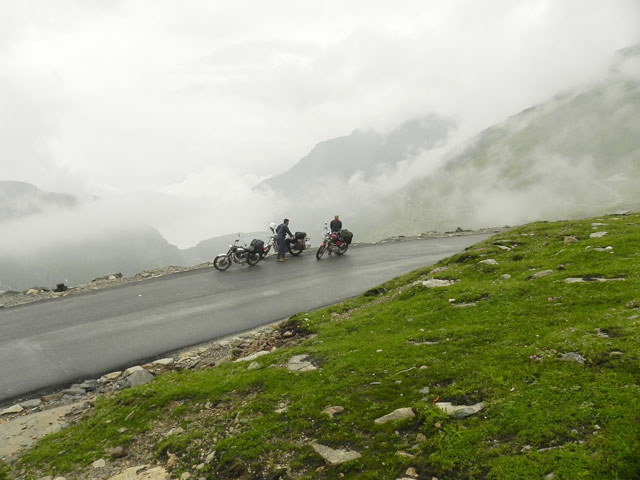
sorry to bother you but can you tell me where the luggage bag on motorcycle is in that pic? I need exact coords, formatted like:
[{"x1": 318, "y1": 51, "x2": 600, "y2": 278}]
[
  {"x1": 250, "y1": 238, "x2": 264, "y2": 253},
  {"x1": 293, "y1": 231, "x2": 307, "y2": 247},
  {"x1": 339, "y1": 229, "x2": 353, "y2": 245}
]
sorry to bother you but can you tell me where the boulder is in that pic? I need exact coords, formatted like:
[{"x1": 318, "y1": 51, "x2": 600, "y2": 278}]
[{"x1": 126, "y1": 370, "x2": 155, "y2": 388}]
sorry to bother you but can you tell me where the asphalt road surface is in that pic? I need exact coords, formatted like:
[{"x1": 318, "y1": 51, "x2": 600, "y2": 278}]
[{"x1": 0, "y1": 234, "x2": 491, "y2": 404}]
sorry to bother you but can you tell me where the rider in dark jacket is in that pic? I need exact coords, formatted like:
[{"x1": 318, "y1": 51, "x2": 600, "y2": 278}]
[
  {"x1": 330, "y1": 215, "x2": 342, "y2": 233},
  {"x1": 276, "y1": 219, "x2": 293, "y2": 261}
]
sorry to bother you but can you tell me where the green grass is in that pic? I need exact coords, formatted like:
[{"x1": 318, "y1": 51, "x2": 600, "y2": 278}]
[{"x1": 10, "y1": 212, "x2": 640, "y2": 479}]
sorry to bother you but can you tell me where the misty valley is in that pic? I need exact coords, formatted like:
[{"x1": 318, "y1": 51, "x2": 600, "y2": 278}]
[{"x1": 1, "y1": 44, "x2": 639, "y2": 293}]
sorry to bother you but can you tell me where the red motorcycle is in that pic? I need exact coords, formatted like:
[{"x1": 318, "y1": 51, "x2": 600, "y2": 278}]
[{"x1": 316, "y1": 224, "x2": 352, "y2": 259}]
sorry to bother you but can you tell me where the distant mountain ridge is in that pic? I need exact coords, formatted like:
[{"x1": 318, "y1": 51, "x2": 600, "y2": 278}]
[
  {"x1": 255, "y1": 115, "x2": 455, "y2": 198},
  {"x1": 0, "y1": 181, "x2": 273, "y2": 291},
  {"x1": 0, "y1": 181, "x2": 78, "y2": 222},
  {"x1": 355, "y1": 75, "x2": 640, "y2": 240}
]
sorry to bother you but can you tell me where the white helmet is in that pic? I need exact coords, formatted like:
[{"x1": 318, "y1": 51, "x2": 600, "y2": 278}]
[{"x1": 269, "y1": 222, "x2": 277, "y2": 231}]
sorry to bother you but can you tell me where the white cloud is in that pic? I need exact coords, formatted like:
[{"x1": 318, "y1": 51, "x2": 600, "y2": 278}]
[{"x1": 0, "y1": 0, "x2": 638, "y2": 246}]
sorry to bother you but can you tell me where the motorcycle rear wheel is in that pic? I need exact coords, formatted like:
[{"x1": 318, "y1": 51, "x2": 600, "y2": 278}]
[
  {"x1": 336, "y1": 243, "x2": 348, "y2": 255},
  {"x1": 316, "y1": 245, "x2": 326, "y2": 260},
  {"x1": 247, "y1": 252, "x2": 260, "y2": 266},
  {"x1": 288, "y1": 243, "x2": 303, "y2": 256},
  {"x1": 214, "y1": 255, "x2": 231, "y2": 271}
]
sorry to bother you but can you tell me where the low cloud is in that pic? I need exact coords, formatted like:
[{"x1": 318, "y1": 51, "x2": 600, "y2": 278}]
[{"x1": 1, "y1": 1, "x2": 639, "y2": 249}]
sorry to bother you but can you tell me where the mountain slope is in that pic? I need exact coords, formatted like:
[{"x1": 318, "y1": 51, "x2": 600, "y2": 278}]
[
  {"x1": 356, "y1": 77, "x2": 640, "y2": 240},
  {"x1": 0, "y1": 181, "x2": 78, "y2": 222},
  {"x1": 0, "y1": 182, "x2": 191, "y2": 291},
  {"x1": 255, "y1": 115, "x2": 455, "y2": 198},
  {"x1": 0, "y1": 226, "x2": 185, "y2": 291}
]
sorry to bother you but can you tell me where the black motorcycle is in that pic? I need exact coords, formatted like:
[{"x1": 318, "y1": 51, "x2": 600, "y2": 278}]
[
  {"x1": 287, "y1": 231, "x2": 309, "y2": 256},
  {"x1": 262, "y1": 226, "x2": 308, "y2": 258},
  {"x1": 214, "y1": 237, "x2": 263, "y2": 271}
]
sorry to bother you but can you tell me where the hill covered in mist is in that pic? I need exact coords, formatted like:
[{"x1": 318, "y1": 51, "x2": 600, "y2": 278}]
[
  {"x1": 0, "y1": 226, "x2": 185, "y2": 292},
  {"x1": 353, "y1": 74, "x2": 640, "y2": 240},
  {"x1": 255, "y1": 115, "x2": 455, "y2": 198},
  {"x1": 0, "y1": 181, "x2": 78, "y2": 222},
  {"x1": 0, "y1": 182, "x2": 273, "y2": 291},
  {"x1": 254, "y1": 45, "x2": 639, "y2": 241},
  {"x1": 0, "y1": 183, "x2": 182, "y2": 291}
]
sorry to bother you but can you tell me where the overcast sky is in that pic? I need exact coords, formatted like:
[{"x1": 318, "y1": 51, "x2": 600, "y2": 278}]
[{"x1": 1, "y1": 0, "x2": 638, "y2": 247}]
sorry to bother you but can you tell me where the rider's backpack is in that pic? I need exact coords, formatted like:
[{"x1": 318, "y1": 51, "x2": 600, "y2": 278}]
[
  {"x1": 339, "y1": 229, "x2": 353, "y2": 245},
  {"x1": 250, "y1": 238, "x2": 264, "y2": 254}
]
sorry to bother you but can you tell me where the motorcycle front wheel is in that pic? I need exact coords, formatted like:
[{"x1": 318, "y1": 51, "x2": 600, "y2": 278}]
[
  {"x1": 261, "y1": 244, "x2": 271, "y2": 259},
  {"x1": 247, "y1": 252, "x2": 260, "y2": 266},
  {"x1": 316, "y1": 245, "x2": 326, "y2": 260},
  {"x1": 213, "y1": 254, "x2": 231, "y2": 271}
]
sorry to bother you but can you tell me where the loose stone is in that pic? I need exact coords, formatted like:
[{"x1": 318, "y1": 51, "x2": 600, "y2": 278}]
[
  {"x1": 311, "y1": 442, "x2": 361, "y2": 465},
  {"x1": 374, "y1": 407, "x2": 415, "y2": 424},
  {"x1": 19, "y1": 399, "x2": 42, "y2": 409},
  {"x1": 127, "y1": 370, "x2": 155, "y2": 388},
  {"x1": 560, "y1": 352, "x2": 586, "y2": 364},
  {"x1": 531, "y1": 270, "x2": 554, "y2": 279},
  {"x1": 234, "y1": 350, "x2": 270, "y2": 362},
  {"x1": 322, "y1": 406, "x2": 345, "y2": 417},
  {"x1": 436, "y1": 402, "x2": 485, "y2": 418},
  {"x1": 287, "y1": 354, "x2": 317, "y2": 372},
  {"x1": 478, "y1": 259, "x2": 499, "y2": 265},
  {"x1": 422, "y1": 279, "x2": 456, "y2": 288},
  {"x1": 1, "y1": 404, "x2": 25, "y2": 415}
]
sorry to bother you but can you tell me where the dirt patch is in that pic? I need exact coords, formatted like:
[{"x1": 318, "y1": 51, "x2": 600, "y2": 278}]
[{"x1": 0, "y1": 401, "x2": 89, "y2": 460}]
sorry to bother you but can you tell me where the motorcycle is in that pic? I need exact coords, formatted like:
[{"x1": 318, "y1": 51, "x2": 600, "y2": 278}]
[
  {"x1": 260, "y1": 223, "x2": 278, "y2": 259},
  {"x1": 213, "y1": 236, "x2": 262, "y2": 271},
  {"x1": 316, "y1": 223, "x2": 350, "y2": 259},
  {"x1": 261, "y1": 224, "x2": 309, "y2": 258},
  {"x1": 287, "y1": 231, "x2": 310, "y2": 256}
]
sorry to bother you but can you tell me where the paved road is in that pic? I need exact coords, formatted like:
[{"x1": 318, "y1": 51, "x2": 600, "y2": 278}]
[{"x1": 0, "y1": 234, "x2": 491, "y2": 404}]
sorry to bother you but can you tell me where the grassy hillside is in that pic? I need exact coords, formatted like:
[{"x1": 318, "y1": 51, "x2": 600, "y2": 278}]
[{"x1": 4, "y1": 212, "x2": 639, "y2": 479}]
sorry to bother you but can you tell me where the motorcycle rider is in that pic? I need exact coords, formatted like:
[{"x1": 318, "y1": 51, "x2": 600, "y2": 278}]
[
  {"x1": 327, "y1": 215, "x2": 343, "y2": 255},
  {"x1": 276, "y1": 218, "x2": 293, "y2": 262},
  {"x1": 330, "y1": 215, "x2": 342, "y2": 233}
]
